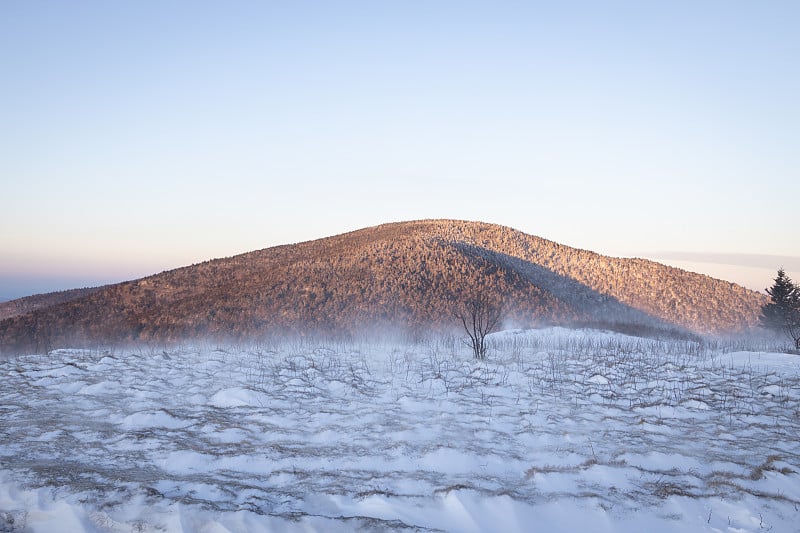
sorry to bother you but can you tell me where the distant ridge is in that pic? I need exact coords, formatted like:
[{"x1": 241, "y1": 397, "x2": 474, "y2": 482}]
[
  {"x1": 0, "y1": 220, "x2": 766, "y2": 352},
  {"x1": 0, "y1": 286, "x2": 107, "y2": 322}
]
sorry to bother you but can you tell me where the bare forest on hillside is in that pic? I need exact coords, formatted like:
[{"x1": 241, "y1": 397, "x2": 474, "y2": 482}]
[{"x1": 0, "y1": 221, "x2": 765, "y2": 353}]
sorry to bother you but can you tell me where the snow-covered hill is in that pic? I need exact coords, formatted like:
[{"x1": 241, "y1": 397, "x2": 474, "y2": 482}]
[
  {"x1": 0, "y1": 220, "x2": 766, "y2": 353},
  {"x1": 1, "y1": 329, "x2": 798, "y2": 532}
]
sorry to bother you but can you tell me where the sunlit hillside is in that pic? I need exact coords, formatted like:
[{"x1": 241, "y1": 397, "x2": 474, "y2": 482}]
[{"x1": 0, "y1": 220, "x2": 765, "y2": 352}]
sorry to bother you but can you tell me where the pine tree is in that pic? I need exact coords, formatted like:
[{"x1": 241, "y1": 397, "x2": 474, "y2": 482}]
[{"x1": 760, "y1": 268, "x2": 800, "y2": 351}]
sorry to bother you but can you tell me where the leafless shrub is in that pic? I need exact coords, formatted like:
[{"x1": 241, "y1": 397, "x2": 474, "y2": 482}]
[{"x1": 454, "y1": 294, "x2": 503, "y2": 360}]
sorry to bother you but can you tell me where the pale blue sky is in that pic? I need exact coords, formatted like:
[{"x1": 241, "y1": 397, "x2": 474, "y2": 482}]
[{"x1": 1, "y1": 1, "x2": 798, "y2": 300}]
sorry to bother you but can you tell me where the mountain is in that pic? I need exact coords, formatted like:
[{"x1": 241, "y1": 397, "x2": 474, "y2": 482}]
[
  {"x1": 0, "y1": 220, "x2": 766, "y2": 352},
  {"x1": 0, "y1": 286, "x2": 107, "y2": 322}
]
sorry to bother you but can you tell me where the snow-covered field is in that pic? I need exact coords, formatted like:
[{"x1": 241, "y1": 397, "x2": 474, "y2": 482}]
[{"x1": 1, "y1": 328, "x2": 799, "y2": 532}]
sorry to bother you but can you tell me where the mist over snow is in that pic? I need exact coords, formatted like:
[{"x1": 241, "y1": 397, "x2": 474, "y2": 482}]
[{"x1": 1, "y1": 328, "x2": 799, "y2": 532}]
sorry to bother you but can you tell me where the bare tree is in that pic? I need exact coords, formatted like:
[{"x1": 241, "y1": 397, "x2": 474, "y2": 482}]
[{"x1": 455, "y1": 293, "x2": 503, "y2": 360}]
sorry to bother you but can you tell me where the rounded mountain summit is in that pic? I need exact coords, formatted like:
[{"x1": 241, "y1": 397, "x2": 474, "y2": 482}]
[{"x1": 0, "y1": 220, "x2": 765, "y2": 351}]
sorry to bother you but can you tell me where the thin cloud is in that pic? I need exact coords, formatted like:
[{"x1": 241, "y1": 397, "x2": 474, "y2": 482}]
[{"x1": 652, "y1": 252, "x2": 800, "y2": 271}]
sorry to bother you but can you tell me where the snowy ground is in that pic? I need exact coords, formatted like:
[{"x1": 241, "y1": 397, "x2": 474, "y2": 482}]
[{"x1": 1, "y1": 328, "x2": 799, "y2": 532}]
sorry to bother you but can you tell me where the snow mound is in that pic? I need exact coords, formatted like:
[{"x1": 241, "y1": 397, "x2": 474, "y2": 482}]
[{"x1": 209, "y1": 387, "x2": 263, "y2": 407}]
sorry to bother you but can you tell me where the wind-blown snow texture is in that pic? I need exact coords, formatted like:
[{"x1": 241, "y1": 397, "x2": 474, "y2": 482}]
[{"x1": 1, "y1": 329, "x2": 798, "y2": 532}]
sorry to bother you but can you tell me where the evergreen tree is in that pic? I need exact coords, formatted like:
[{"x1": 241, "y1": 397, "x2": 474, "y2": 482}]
[{"x1": 760, "y1": 268, "x2": 800, "y2": 350}]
